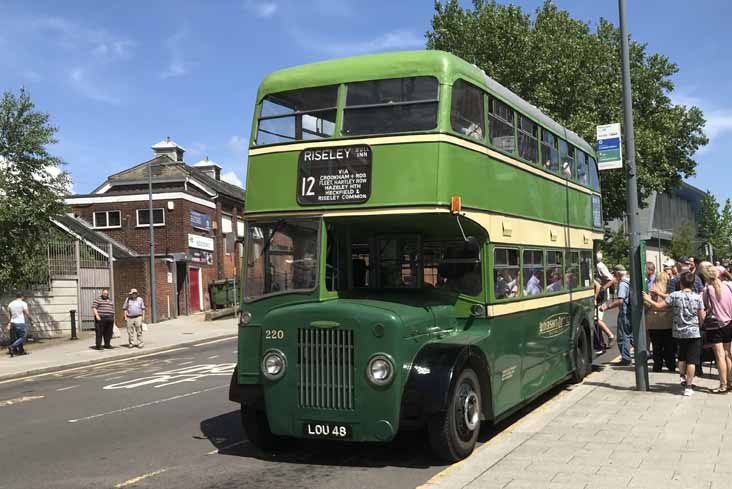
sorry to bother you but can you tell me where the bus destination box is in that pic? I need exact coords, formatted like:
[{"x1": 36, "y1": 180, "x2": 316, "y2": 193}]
[{"x1": 297, "y1": 145, "x2": 372, "y2": 205}]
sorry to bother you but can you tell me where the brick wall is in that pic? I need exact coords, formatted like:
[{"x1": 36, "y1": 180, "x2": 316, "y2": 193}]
[{"x1": 72, "y1": 195, "x2": 241, "y2": 317}]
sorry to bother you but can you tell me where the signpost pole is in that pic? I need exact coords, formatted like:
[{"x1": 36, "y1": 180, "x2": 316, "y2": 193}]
[
  {"x1": 619, "y1": 0, "x2": 649, "y2": 391},
  {"x1": 148, "y1": 160, "x2": 158, "y2": 324}
]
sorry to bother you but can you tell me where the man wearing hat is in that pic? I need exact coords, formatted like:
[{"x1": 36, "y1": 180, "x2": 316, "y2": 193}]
[
  {"x1": 663, "y1": 258, "x2": 676, "y2": 279},
  {"x1": 600, "y1": 264, "x2": 633, "y2": 365},
  {"x1": 667, "y1": 256, "x2": 703, "y2": 294},
  {"x1": 123, "y1": 288, "x2": 146, "y2": 348}
]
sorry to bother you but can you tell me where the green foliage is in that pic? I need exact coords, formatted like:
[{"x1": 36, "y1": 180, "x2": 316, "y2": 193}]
[
  {"x1": 718, "y1": 199, "x2": 732, "y2": 260},
  {"x1": 697, "y1": 190, "x2": 722, "y2": 259},
  {"x1": 600, "y1": 226, "x2": 629, "y2": 270},
  {"x1": 667, "y1": 222, "x2": 696, "y2": 260},
  {"x1": 0, "y1": 88, "x2": 69, "y2": 293},
  {"x1": 426, "y1": 0, "x2": 708, "y2": 221}
]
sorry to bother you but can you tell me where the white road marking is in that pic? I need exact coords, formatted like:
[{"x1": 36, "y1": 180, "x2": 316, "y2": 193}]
[
  {"x1": 178, "y1": 361, "x2": 194, "y2": 366},
  {"x1": 104, "y1": 375, "x2": 125, "y2": 381},
  {"x1": 0, "y1": 395, "x2": 44, "y2": 407},
  {"x1": 103, "y1": 363, "x2": 235, "y2": 390},
  {"x1": 207, "y1": 440, "x2": 248, "y2": 455},
  {"x1": 56, "y1": 385, "x2": 80, "y2": 392},
  {"x1": 193, "y1": 336, "x2": 236, "y2": 347},
  {"x1": 114, "y1": 468, "x2": 168, "y2": 488},
  {"x1": 207, "y1": 355, "x2": 219, "y2": 359},
  {"x1": 0, "y1": 347, "x2": 189, "y2": 385},
  {"x1": 68, "y1": 384, "x2": 226, "y2": 423}
]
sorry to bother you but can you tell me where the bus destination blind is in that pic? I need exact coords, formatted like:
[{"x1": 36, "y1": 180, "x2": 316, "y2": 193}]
[{"x1": 297, "y1": 145, "x2": 372, "y2": 205}]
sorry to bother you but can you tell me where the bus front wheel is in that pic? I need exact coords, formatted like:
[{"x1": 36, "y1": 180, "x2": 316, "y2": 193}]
[
  {"x1": 241, "y1": 403, "x2": 284, "y2": 452},
  {"x1": 428, "y1": 368, "x2": 481, "y2": 463}
]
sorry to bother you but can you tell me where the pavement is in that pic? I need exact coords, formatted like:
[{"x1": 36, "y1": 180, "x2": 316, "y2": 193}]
[
  {"x1": 419, "y1": 363, "x2": 732, "y2": 489},
  {"x1": 0, "y1": 313, "x2": 237, "y2": 382}
]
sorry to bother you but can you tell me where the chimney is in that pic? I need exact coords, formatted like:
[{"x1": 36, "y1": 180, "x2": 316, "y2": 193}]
[
  {"x1": 193, "y1": 156, "x2": 222, "y2": 181},
  {"x1": 151, "y1": 137, "x2": 186, "y2": 162}
]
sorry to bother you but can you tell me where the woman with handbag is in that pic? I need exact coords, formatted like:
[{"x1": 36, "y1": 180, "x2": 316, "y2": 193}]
[
  {"x1": 700, "y1": 265, "x2": 732, "y2": 393},
  {"x1": 645, "y1": 271, "x2": 675, "y2": 372}
]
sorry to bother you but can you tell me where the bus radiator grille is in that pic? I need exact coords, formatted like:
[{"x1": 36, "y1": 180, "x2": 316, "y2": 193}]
[{"x1": 297, "y1": 328, "x2": 354, "y2": 410}]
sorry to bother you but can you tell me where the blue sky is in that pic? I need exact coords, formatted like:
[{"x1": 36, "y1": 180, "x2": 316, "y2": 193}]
[{"x1": 1, "y1": 0, "x2": 730, "y2": 202}]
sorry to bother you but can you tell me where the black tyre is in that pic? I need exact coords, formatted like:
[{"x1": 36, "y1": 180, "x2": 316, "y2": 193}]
[
  {"x1": 428, "y1": 368, "x2": 481, "y2": 463},
  {"x1": 241, "y1": 403, "x2": 284, "y2": 452},
  {"x1": 571, "y1": 325, "x2": 591, "y2": 383}
]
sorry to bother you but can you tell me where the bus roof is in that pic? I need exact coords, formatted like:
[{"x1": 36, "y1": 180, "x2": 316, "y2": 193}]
[{"x1": 257, "y1": 50, "x2": 594, "y2": 156}]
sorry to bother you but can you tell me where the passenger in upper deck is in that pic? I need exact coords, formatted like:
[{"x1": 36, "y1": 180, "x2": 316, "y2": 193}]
[
  {"x1": 547, "y1": 271, "x2": 563, "y2": 292},
  {"x1": 525, "y1": 269, "x2": 544, "y2": 296}
]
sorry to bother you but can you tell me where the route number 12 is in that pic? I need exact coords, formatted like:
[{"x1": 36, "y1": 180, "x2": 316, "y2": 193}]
[{"x1": 301, "y1": 177, "x2": 315, "y2": 197}]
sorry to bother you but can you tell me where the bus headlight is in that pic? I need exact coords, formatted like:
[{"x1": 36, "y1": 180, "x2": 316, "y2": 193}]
[
  {"x1": 367, "y1": 354, "x2": 394, "y2": 386},
  {"x1": 262, "y1": 350, "x2": 286, "y2": 380},
  {"x1": 239, "y1": 311, "x2": 252, "y2": 326}
]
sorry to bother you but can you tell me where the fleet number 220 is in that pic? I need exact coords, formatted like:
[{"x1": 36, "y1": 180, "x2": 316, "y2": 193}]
[{"x1": 265, "y1": 329, "x2": 284, "y2": 340}]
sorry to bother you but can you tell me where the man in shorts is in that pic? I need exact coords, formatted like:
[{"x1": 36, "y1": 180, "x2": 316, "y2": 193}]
[{"x1": 644, "y1": 271, "x2": 705, "y2": 396}]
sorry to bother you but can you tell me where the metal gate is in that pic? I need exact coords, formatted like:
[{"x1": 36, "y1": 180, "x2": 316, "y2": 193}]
[{"x1": 48, "y1": 237, "x2": 114, "y2": 331}]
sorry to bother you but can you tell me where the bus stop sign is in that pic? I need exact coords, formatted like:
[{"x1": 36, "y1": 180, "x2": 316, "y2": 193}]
[{"x1": 596, "y1": 123, "x2": 623, "y2": 170}]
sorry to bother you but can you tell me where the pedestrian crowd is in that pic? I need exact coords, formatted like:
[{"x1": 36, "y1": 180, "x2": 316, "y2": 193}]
[
  {"x1": 594, "y1": 252, "x2": 732, "y2": 396},
  {"x1": 4, "y1": 288, "x2": 145, "y2": 357}
]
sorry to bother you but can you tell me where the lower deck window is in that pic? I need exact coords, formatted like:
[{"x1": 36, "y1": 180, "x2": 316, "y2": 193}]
[{"x1": 494, "y1": 248, "x2": 519, "y2": 300}]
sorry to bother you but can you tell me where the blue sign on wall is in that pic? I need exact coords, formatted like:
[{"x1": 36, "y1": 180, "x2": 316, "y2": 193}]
[
  {"x1": 597, "y1": 137, "x2": 620, "y2": 151},
  {"x1": 190, "y1": 209, "x2": 211, "y2": 230}
]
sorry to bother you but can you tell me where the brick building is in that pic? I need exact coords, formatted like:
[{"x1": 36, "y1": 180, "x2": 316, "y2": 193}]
[{"x1": 65, "y1": 139, "x2": 245, "y2": 322}]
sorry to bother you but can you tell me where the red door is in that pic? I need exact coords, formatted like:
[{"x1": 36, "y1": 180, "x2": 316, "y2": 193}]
[{"x1": 188, "y1": 268, "x2": 201, "y2": 312}]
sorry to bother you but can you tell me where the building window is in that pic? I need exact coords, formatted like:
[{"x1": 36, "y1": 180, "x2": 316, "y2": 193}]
[
  {"x1": 136, "y1": 208, "x2": 165, "y2": 227},
  {"x1": 451, "y1": 80, "x2": 484, "y2": 141},
  {"x1": 93, "y1": 210, "x2": 121, "y2": 229}
]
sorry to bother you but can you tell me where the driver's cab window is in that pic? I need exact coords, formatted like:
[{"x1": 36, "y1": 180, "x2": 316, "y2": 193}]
[{"x1": 375, "y1": 236, "x2": 420, "y2": 288}]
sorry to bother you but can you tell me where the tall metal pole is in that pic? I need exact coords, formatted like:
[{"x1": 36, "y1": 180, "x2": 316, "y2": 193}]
[
  {"x1": 619, "y1": 0, "x2": 649, "y2": 391},
  {"x1": 148, "y1": 160, "x2": 158, "y2": 323}
]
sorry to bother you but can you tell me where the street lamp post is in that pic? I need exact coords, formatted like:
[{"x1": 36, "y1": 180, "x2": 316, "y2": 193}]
[
  {"x1": 148, "y1": 159, "x2": 158, "y2": 323},
  {"x1": 619, "y1": 0, "x2": 649, "y2": 391}
]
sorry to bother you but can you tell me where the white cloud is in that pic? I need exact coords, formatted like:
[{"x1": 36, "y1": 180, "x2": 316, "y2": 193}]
[
  {"x1": 68, "y1": 67, "x2": 119, "y2": 105},
  {"x1": 31, "y1": 16, "x2": 135, "y2": 62},
  {"x1": 672, "y1": 91, "x2": 732, "y2": 150},
  {"x1": 161, "y1": 28, "x2": 189, "y2": 79},
  {"x1": 228, "y1": 135, "x2": 248, "y2": 156},
  {"x1": 245, "y1": 0, "x2": 278, "y2": 17},
  {"x1": 221, "y1": 171, "x2": 244, "y2": 188},
  {"x1": 187, "y1": 142, "x2": 209, "y2": 158},
  {"x1": 301, "y1": 29, "x2": 424, "y2": 57}
]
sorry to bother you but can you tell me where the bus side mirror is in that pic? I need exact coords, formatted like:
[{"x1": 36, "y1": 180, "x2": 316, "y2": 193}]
[{"x1": 465, "y1": 236, "x2": 480, "y2": 258}]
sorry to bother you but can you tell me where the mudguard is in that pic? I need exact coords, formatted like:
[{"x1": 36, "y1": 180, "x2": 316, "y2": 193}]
[
  {"x1": 228, "y1": 366, "x2": 264, "y2": 408},
  {"x1": 401, "y1": 343, "x2": 492, "y2": 422}
]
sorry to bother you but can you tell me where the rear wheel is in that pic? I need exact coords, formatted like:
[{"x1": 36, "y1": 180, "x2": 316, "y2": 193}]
[
  {"x1": 571, "y1": 325, "x2": 591, "y2": 383},
  {"x1": 428, "y1": 368, "x2": 481, "y2": 463},
  {"x1": 241, "y1": 403, "x2": 285, "y2": 452}
]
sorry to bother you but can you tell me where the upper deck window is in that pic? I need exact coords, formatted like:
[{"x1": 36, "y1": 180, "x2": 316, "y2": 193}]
[
  {"x1": 541, "y1": 130, "x2": 559, "y2": 174},
  {"x1": 488, "y1": 98, "x2": 515, "y2": 154},
  {"x1": 256, "y1": 85, "x2": 338, "y2": 145},
  {"x1": 576, "y1": 150, "x2": 589, "y2": 186},
  {"x1": 518, "y1": 116, "x2": 539, "y2": 164},
  {"x1": 450, "y1": 80, "x2": 484, "y2": 141},
  {"x1": 559, "y1": 140, "x2": 574, "y2": 178},
  {"x1": 588, "y1": 155, "x2": 600, "y2": 191},
  {"x1": 342, "y1": 76, "x2": 439, "y2": 136}
]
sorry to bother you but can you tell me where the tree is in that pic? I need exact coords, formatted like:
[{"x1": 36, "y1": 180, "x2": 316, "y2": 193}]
[
  {"x1": 426, "y1": 0, "x2": 708, "y2": 221},
  {"x1": 718, "y1": 199, "x2": 732, "y2": 261},
  {"x1": 697, "y1": 190, "x2": 722, "y2": 260},
  {"x1": 0, "y1": 88, "x2": 70, "y2": 292},
  {"x1": 600, "y1": 226, "x2": 629, "y2": 270},
  {"x1": 667, "y1": 222, "x2": 696, "y2": 260}
]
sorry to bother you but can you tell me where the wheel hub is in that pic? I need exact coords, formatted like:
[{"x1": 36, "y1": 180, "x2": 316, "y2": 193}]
[{"x1": 462, "y1": 390, "x2": 480, "y2": 431}]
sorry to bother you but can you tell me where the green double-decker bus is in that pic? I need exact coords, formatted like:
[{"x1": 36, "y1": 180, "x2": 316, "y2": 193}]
[{"x1": 229, "y1": 50, "x2": 604, "y2": 461}]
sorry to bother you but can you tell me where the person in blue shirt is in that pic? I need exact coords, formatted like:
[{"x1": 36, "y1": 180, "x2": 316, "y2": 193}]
[
  {"x1": 601, "y1": 264, "x2": 632, "y2": 365},
  {"x1": 668, "y1": 256, "x2": 703, "y2": 293},
  {"x1": 646, "y1": 261, "x2": 656, "y2": 290}
]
